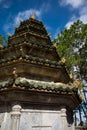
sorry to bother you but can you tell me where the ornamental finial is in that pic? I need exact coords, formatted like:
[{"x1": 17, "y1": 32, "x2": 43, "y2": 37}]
[
  {"x1": 7, "y1": 33, "x2": 11, "y2": 37},
  {"x1": 30, "y1": 12, "x2": 36, "y2": 19}
]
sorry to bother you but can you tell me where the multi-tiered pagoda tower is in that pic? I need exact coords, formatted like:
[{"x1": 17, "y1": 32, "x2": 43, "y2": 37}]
[{"x1": 0, "y1": 14, "x2": 81, "y2": 130}]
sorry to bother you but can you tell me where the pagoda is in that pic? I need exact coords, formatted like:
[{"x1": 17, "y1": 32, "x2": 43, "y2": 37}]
[{"x1": 0, "y1": 14, "x2": 81, "y2": 130}]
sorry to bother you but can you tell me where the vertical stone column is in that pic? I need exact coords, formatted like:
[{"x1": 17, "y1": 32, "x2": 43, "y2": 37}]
[
  {"x1": 61, "y1": 107, "x2": 68, "y2": 130},
  {"x1": 11, "y1": 105, "x2": 21, "y2": 130}
]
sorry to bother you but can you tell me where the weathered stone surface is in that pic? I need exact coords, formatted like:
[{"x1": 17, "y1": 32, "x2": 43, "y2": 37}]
[
  {"x1": 0, "y1": 112, "x2": 11, "y2": 130},
  {"x1": 19, "y1": 109, "x2": 62, "y2": 130},
  {"x1": 0, "y1": 105, "x2": 75, "y2": 130},
  {"x1": 11, "y1": 105, "x2": 21, "y2": 130}
]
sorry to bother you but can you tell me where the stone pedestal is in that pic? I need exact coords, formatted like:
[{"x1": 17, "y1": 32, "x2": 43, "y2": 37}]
[
  {"x1": 19, "y1": 109, "x2": 62, "y2": 130},
  {"x1": 11, "y1": 105, "x2": 21, "y2": 130},
  {"x1": 61, "y1": 107, "x2": 68, "y2": 130}
]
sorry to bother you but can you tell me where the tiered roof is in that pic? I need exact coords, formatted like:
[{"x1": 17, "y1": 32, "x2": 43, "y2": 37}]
[
  {"x1": 8, "y1": 16, "x2": 59, "y2": 61},
  {"x1": 0, "y1": 15, "x2": 70, "y2": 83}
]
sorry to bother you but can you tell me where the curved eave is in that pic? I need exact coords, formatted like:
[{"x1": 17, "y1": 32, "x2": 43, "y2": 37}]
[
  {"x1": 0, "y1": 77, "x2": 81, "y2": 109},
  {"x1": 0, "y1": 54, "x2": 64, "y2": 68},
  {"x1": 0, "y1": 77, "x2": 76, "y2": 92}
]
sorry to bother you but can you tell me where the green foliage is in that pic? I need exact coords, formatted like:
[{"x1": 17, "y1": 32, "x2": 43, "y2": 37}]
[
  {"x1": 54, "y1": 20, "x2": 87, "y2": 83},
  {"x1": 79, "y1": 42, "x2": 87, "y2": 82},
  {"x1": 0, "y1": 34, "x2": 7, "y2": 46}
]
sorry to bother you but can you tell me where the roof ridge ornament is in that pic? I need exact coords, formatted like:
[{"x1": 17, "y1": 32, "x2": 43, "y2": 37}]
[
  {"x1": 7, "y1": 32, "x2": 12, "y2": 37},
  {"x1": 30, "y1": 12, "x2": 36, "y2": 19}
]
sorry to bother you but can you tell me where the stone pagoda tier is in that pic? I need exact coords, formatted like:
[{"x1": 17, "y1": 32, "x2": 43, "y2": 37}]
[{"x1": 0, "y1": 15, "x2": 81, "y2": 130}]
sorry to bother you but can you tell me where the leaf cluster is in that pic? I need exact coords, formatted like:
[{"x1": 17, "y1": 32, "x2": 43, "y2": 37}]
[
  {"x1": 0, "y1": 34, "x2": 7, "y2": 46},
  {"x1": 54, "y1": 20, "x2": 87, "y2": 83}
]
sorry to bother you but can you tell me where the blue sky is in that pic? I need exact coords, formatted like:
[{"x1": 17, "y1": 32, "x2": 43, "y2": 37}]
[{"x1": 0, "y1": 0, "x2": 87, "y2": 40}]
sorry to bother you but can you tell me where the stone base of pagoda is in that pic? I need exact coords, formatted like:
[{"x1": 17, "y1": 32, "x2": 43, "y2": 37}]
[
  {"x1": 0, "y1": 104, "x2": 74, "y2": 130},
  {"x1": 0, "y1": 84, "x2": 80, "y2": 130}
]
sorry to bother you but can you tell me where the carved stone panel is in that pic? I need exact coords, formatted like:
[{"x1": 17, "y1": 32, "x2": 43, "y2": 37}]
[{"x1": 19, "y1": 109, "x2": 62, "y2": 130}]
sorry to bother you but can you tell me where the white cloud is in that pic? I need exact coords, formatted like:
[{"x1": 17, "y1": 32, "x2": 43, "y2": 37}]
[
  {"x1": 65, "y1": 16, "x2": 77, "y2": 29},
  {"x1": 14, "y1": 9, "x2": 41, "y2": 25},
  {"x1": 3, "y1": 23, "x2": 14, "y2": 35},
  {"x1": 3, "y1": 8, "x2": 42, "y2": 35},
  {"x1": 3, "y1": 1, "x2": 51, "y2": 35},
  {"x1": 40, "y1": 2, "x2": 51, "y2": 13},
  {"x1": 65, "y1": 21, "x2": 74, "y2": 29},
  {"x1": 65, "y1": 14, "x2": 87, "y2": 29},
  {"x1": 53, "y1": 27, "x2": 61, "y2": 39},
  {"x1": 64, "y1": 1, "x2": 87, "y2": 28},
  {"x1": 0, "y1": 0, "x2": 11, "y2": 9},
  {"x1": 60, "y1": 0, "x2": 85, "y2": 9},
  {"x1": 79, "y1": 5, "x2": 87, "y2": 23},
  {"x1": 80, "y1": 14, "x2": 87, "y2": 24}
]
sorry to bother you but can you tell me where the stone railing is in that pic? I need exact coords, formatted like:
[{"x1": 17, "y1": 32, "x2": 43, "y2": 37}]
[{"x1": 75, "y1": 126, "x2": 87, "y2": 130}]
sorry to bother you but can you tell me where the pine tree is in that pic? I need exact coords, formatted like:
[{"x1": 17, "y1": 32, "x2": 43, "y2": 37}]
[
  {"x1": 54, "y1": 20, "x2": 87, "y2": 85},
  {"x1": 54, "y1": 20, "x2": 87, "y2": 125}
]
